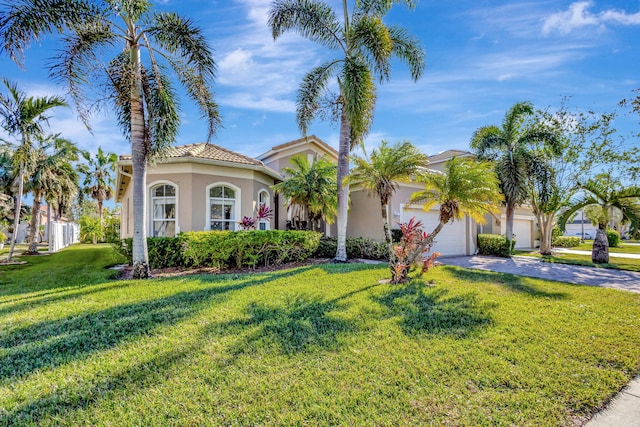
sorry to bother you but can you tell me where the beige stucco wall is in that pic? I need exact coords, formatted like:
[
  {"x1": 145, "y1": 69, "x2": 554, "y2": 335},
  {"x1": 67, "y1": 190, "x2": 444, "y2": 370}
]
[{"x1": 120, "y1": 161, "x2": 277, "y2": 238}]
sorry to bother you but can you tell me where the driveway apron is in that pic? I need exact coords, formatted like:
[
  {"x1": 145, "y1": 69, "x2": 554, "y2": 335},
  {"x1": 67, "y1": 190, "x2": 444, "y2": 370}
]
[{"x1": 441, "y1": 255, "x2": 640, "y2": 293}]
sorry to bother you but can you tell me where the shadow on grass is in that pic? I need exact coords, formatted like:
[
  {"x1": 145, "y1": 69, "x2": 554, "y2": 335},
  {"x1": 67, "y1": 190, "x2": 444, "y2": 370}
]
[
  {"x1": 374, "y1": 282, "x2": 495, "y2": 338},
  {"x1": 445, "y1": 265, "x2": 569, "y2": 299},
  {"x1": 0, "y1": 268, "x2": 307, "y2": 382},
  {"x1": 215, "y1": 293, "x2": 354, "y2": 356}
]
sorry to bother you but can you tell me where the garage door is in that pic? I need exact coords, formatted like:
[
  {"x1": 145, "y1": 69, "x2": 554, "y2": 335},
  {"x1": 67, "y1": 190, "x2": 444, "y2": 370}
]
[
  {"x1": 401, "y1": 207, "x2": 467, "y2": 256},
  {"x1": 513, "y1": 219, "x2": 532, "y2": 249}
]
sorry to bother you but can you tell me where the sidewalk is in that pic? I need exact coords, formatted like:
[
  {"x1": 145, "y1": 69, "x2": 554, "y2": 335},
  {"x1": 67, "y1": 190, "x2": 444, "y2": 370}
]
[
  {"x1": 554, "y1": 248, "x2": 640, "y2": 259},
  {"x1": 585, "y1": 376, "x2": 640, "y2": 426}
]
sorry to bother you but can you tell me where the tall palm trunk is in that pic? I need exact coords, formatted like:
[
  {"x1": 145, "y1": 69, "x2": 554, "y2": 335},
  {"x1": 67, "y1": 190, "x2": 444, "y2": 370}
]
[
  {"x1": 335, "y1": 104, "x2": 350, "y2": 262},
  {"x1": 537, "y1": 213, "x2": 555, "y2": 255},
  {"x1": 504, "y1": 201, "x2": 515, "y2": 254},
  {"x1": 7, "y1": 166, "x2": 24, "y2": 262},
  {"x1": 592, "y1": 223, "x2": 609, "y2": 263},
  {"x1": 380, "y1": 201, "x2": 392, "y2": 245},
  {"x1": 130, "y1": 43, "x2": 150, "y2": 279},
  {"x1": 27, "y1": 190, "x2": 42, "y2": 253},
  {"x1": 98, "y1": 199, "x2": 104, "y2": 228}
]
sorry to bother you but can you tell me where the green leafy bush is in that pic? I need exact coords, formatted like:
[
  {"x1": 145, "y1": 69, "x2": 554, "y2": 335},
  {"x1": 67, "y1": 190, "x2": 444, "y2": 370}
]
[
  {"x1": 607, "y1": 229, "x2": 620, "y2": 247},
  {"x1": 551, "y1": 226, "x2": 563, "y2": 239},
  {"x1": 79, "y1": 215, "x2": 104, "y2": 244},
  {"x1": 551, "y1": 236, "x2": 580, "y2": 248},
  {"x1": 181, "y1": 230, "x2": 320, "y2": 269},
  {"x1": 477, "y1": 234, "x2": 515, "y2": 257},
  {"x1": 117, "y1": 230, "x2": 320, "y2": 270},
  {"x1": 314, "y1": 236, "x2": 389, "y2": 260}
]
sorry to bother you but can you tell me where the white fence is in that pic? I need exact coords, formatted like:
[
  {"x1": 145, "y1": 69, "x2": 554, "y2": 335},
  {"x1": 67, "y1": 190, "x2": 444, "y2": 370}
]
[{"x1": 48, "y1": 222, "x2": 81, "y2": 253}]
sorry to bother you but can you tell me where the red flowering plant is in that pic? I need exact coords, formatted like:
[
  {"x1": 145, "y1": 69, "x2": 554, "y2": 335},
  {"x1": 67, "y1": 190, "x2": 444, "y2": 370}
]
[
  {"x1": 390, "y1": 217, "x2": 440, "y2": 284},
  {"x1": 238, "y1": 204, "x2": 273, "y2": 230}
]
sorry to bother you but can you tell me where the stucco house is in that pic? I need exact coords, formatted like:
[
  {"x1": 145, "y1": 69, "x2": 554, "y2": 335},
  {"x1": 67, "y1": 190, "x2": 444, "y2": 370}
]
[{"x1": 116, "y1": 136, "x2": 537, "y2": 256}]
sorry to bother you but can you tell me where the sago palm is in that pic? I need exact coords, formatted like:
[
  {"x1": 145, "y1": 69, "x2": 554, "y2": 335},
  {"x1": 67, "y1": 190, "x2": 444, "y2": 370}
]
[
  {"x1": 471, "y1": 101, "x2": 559, "y2": 253},
  {"x1": 269, "y1": 0, "x2": 425, "y2": 261},
  {"x1": 347, "y1": 139, "x2": 428, "y2": 245},
  {"x1": 0, "y1": 79, "x2": 67, "y2": 261},
  {"x1": 24, "y1": 135, "x2": 80, "y2": 254},
  {"x1": 410, "y1": 157, "x2": 503, "y2": 245},
  {"x1": 272, "y1": 154, "x2": 337, "y2": 231},
  {"x1": 558, "y1": 179, "x2": 640, "y2": 263},
  {"x1": 81, "y1": 147, "x2": 118, "y2": 227},
  {"x1": 1, "y1": 0, "x2": 220, "y2": 278}
]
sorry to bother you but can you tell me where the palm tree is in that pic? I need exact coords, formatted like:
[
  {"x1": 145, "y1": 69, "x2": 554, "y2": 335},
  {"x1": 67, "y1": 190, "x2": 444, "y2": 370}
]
[
  {"x1": 410, "y1": 157, "x2": 504, "y2": 247},
  {"x1": 558, "y1": 178, "x2": 640, "y2": 263},
  {"x1": 24, "y1": 135, "x2": 79, "y2": 254},
  {"x1": 347, "y1": 140, "x2": 428, "y2": 246},
  {"x1": 471, "y1": 102, "x2": 559, "y2": 254},
  {"x1": 81, "y1": 147, "x2": 117, "y2": 227},
  {"x1": 272, "y1": 154, "x2": 337, "y2": 231},
  {"x1": 269, "y1": 0, "x2": 425, "y2": 261},
  {"x1": 0, "y1": 79, "x2": 67, "y2": 261},
  {"x1": 1, "y1": 0, "x2": 220, "y2": 278}
]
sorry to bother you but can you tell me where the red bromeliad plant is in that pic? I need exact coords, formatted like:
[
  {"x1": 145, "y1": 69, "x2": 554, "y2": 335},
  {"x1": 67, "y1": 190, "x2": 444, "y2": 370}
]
[
  {"x1": 390, "y1": 217, "x2": 440, "y2": 284},
  {"x1": 238, "y1": 204, "x2": 273, "y2": 230}
]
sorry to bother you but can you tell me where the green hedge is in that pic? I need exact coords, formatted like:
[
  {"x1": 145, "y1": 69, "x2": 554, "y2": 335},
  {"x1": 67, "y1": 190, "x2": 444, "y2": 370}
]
[
  {"x1": 477, "y1": 234, "x2": 516, "y2": 257},
  {"x1": 314, "y1": 237, "x2": 389, "y2": 261},
  {"x1": 116, "y1": 230, "x2": 321, "y2": 270},
  {"x1": 551, "y1": 236, "x2": 581, "y2": 248},
  {"x1": 607, "y1": 229, "x2": 620, "y2": 247}
]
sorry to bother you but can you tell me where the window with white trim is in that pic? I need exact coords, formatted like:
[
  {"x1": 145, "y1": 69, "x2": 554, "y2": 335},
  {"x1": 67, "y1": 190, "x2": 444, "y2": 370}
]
[
  {"x1": 258, "y1": 190, "x2": 270, "y2": 230},
  {"x1": 151, "y1": 184, "x2": 176, "y2": 237},
  {"x1": 209, "y1": 185, "x2": 237, "y2": 230}
]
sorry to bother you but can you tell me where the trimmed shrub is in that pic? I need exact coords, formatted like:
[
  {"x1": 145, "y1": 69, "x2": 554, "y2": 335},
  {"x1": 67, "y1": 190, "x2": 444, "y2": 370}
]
[
  {"x1": 607, "y1": 229, "x2": 620, "y2": 247},
  {"x1": 477, "y1": 234, "x2": 516, "y2": 257},
  {"x1": 116, "y1": 230, "x2": 321, "y2": 270},
  {"x1": 314, "y1": 236, "x2": 389, "y2": 261},
  {"x1": 180, "y1": 230, "x2": 321, "y2": 269},
  {"x1": 551, "y1": 226, "x2": 563, "y2": 239},
  {"x1": 551, "y1": 236, "x2": 580, "y2": 248}
]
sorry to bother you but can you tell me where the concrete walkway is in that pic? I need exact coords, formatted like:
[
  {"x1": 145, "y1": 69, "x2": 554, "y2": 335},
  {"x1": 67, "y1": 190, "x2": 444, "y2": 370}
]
[
  {"x1": 554, "y1": 248, "x2": 640, "y2": 259},
  {"x1": 441, "y1": 255, "x2": 640, "y2": 293},
  {"x1": 440, "y1": 255, "x2": 640, "y2": 426}
]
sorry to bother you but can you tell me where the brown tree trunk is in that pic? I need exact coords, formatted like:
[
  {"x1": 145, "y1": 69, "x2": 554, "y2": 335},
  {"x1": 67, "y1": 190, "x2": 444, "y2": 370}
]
[
  {"x1": 27, "y1": 191, "x2": 42, "y2": 253},
  {"x1": 335, "y1": 104, "x2": 351, "y2": 262},
  {"x1": 592, "y1": 223, "x2": 609, "y2": 263},
  {"x1": 381, "y1": 201, "x2": 392, "y2": 245},
  {"x1": 538, "y1": 213, "x2": 554, "y2": 255}
]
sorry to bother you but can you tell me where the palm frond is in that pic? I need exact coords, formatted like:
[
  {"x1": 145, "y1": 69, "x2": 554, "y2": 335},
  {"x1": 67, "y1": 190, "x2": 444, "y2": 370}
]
[
  {"x1": 297, "y1": 61, "x2": 340, "y2": 135},
  {"x1": 350, "y1": 15, "x2": 393, "y2": 82},
  {"x1": 387, "y1": 25, "x2": 425, "y2": 81},
  {"x1": 341, "y1": 56, "x2": 376, "y2": 145},
  {"x1": 269, "y1": 0, "x2": 344, "y2": 52}
]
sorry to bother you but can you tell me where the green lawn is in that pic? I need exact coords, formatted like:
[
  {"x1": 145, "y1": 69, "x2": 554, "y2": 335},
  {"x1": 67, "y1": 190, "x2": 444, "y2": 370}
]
[
  {"x1": 1, "y1": 245, "x2": 640, "y2": 426},
  {"x1": 517, "y1": 248, "x2": 640, "y2": 272}
]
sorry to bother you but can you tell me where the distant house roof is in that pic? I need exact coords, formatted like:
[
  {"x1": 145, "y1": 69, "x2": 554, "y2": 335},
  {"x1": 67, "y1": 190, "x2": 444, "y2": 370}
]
[
  {"x1": 119, "y1": 142, "x2": 263, "y2": 166},
  {"x1": 428, "y1": 149, "x2": 472, "y2": 163}
]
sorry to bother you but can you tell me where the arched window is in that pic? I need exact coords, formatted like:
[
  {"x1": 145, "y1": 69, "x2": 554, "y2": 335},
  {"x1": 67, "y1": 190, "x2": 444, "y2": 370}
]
[
  {"x1": 258, "y1": 190, "x2": 270, "y2": 230},
  {"x1": 208, "y1": 184, "x2": 238, "y2": 230},
  {"x1": 150, "y1": 184, "x2": 176, "y2": 237}
]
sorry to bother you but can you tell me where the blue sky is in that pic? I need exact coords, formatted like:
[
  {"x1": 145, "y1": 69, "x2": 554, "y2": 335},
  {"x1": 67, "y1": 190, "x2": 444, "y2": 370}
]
[{"x1": 1, "y1": 0, "x2": 639, "y2": 160}]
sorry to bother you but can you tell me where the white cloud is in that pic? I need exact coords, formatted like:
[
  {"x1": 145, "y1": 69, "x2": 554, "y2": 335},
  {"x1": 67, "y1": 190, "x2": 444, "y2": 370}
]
[{"x1": 542, "y1": 1, "x2": 640, "y2": 35}]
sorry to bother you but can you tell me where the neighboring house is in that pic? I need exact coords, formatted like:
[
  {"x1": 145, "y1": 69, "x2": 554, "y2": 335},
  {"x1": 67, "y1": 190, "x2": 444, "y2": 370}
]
[
  {"x1": 563, "y1": 210, "x2": 597, "y2": 239},
  {"x1": 116, "y1": 137, "x2": 538, "y2": 255}
]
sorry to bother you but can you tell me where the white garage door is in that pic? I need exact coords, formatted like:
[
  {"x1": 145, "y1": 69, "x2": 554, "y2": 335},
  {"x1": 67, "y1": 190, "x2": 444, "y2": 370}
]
[
  {"x1": 401, "y1": 207, "x2": 468, "y2": 256},
  {"x1": 513, "y1": 219, "x2": 532, "y2": 249}
]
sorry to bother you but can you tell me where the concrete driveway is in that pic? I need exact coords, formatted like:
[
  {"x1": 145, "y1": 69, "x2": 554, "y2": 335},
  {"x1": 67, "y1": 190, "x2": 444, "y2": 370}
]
[{"x1": 441, "y1": 255, "x2": 640, "y2": 293}]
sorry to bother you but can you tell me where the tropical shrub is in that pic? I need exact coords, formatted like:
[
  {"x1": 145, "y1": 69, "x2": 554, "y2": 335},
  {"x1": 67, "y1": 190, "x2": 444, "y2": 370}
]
[
  {"x1": 390, "y1": 218, "x2": 440, "y2": 284},
  {"x1": 117, "y1": 230, "x2": 321, "y2": 270},
  {"x1": 607, "y1": 229, "x2": 620, "y2": 247},
  {"x1": 477, "y1": 234, "x2": 516, "y2": 257},
  {"x1": 180, "y1": 230, "x2": 320, "y2": 269},
  {"x1": 551, "y1": 236, "x2": 581, "y2": 248},
  {"x1": 79, "y1": 215, "x2": 104, "y2": 244},
  {"x1": 314, "y1": 237, "x2": 389, "y2": 260}
]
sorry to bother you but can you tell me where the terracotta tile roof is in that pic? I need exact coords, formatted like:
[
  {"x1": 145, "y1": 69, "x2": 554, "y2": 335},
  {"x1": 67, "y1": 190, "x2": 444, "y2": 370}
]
[
  {"x1": 119, "y1": 143, "x2": 263, "y2": 166},
  {"x1": 428, "y1": 149, "x2": 472, "y2": 163}
]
